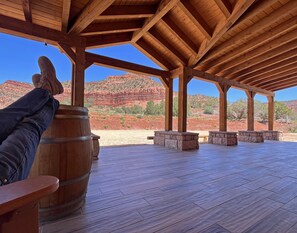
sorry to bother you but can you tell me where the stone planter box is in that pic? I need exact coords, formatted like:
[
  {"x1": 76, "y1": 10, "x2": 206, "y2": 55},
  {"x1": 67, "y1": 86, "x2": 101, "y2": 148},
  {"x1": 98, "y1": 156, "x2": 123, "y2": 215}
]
[
  {"x1": 261, "y1": 130, "x2": 280, "y2": 141},
  {"x1": 238, "y1": 131, "x2": 264, "y2": 143},
  {"x1": 208, "y1": 131, "x2": 237, "y2": 146},
  {"x1": 154, "y1": 131, "x2": 199, "y2": 151}
]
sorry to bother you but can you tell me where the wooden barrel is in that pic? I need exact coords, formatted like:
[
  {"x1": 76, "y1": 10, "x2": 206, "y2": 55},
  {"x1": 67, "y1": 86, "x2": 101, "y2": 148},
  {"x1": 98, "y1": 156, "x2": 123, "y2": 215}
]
[{"x1": 29, "y1": 105, "x2": 92, "y2": 221}]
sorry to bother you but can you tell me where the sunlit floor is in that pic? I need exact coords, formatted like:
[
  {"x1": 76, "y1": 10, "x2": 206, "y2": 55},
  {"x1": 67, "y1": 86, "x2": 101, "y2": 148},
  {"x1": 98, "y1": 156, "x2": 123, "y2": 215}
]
[{"x1": 42, "y1": 141, "x2": 297, "y2": 233}]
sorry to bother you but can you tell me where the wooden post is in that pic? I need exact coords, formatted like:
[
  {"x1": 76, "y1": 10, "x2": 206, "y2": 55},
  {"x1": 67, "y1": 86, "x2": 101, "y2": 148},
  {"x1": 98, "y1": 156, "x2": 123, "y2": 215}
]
[
  {"x1": 267, "y1": 95, "x2": 274, "y2": 130},
  {"x1": 165, "y1": 78, "x2": 173, "y2": 131},
  {"x1": 178, "y1": 67, "x2": 191, "y2": 132},
  {"x1": 216, "y1": 83, "x2": 230, "y2": 131},
  {"x1": 72, "y1": 47, "x2": 86, "y2": 107},
  {"x1": 245, "y1": 90, "x2": 256, "y2": 131}
]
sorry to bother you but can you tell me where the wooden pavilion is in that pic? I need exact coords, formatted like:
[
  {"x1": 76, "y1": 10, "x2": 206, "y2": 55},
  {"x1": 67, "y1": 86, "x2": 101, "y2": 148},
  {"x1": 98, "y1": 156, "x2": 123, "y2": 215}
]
[{"x1": 1, "y1": 0, "x2": 297, "y2": 232}]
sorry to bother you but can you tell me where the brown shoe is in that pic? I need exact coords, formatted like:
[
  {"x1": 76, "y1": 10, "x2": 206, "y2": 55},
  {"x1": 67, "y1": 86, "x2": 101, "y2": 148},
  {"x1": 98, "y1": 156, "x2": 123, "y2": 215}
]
[
  {"x1": 37, "y1": 56, "x2": 64, "y2": 95},
  {"x1": 32, "y1": 73, "x2": 41, "y2": 88}
]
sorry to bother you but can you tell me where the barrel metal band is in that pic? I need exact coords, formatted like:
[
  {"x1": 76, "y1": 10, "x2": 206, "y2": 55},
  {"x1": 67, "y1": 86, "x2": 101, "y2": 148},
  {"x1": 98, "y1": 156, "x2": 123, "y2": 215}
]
[
  {"x1": 40, "y1": 135, "x2": 91, "y2": 144},
  {"x1": 59, "y1": 172, "x2": 90, "y2": 187}
]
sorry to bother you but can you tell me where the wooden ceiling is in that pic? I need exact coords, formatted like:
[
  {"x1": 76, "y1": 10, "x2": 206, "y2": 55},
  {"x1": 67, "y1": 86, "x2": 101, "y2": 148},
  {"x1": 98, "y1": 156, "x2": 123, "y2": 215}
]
[{"x1": 0, "y1": 0, "x2": 297, "y2": 94}]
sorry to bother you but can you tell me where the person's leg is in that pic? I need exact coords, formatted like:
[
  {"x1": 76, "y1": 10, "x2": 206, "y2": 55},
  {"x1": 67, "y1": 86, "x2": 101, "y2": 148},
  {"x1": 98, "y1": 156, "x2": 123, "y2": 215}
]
[
  {"x1": 0, "y1": 88, "x2": 51, "y2": 144},
  {"x1": 0, "y1": 97, "x2": 59, "y2": 185}
]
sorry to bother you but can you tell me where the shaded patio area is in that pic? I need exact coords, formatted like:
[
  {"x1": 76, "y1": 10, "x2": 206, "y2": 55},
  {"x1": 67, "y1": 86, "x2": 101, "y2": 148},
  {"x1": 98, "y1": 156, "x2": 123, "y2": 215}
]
[{"x1": 42, "y1": 141, "x2": 297, "y2": 233}]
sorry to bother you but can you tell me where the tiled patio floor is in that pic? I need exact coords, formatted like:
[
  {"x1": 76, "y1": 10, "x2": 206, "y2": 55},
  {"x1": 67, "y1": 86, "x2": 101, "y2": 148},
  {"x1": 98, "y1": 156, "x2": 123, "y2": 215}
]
[{"x1": 42, "y1": 141, "x2": 297, "y2": 233}]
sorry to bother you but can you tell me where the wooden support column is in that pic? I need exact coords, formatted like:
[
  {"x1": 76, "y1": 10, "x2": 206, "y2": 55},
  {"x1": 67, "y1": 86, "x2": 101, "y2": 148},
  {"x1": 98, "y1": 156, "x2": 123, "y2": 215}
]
[
  {"x1": 267, "y1": 95, "x2": 274, "y2": 130},
  {"x1": 72, "y1": 47, "x2": 86, "y2": 107},
  {"x1": 178, "y1": 67, "x2": 192, "y2": 132},
  {"x1": 165, "y1": 78, "x2": 173, "y2": 131},
  {"x1": 245, "y1": 90, "x2": 256, "y2": 131},
  {"x1": 216, "y1": 83, "x2": 230, "y2": 131}
]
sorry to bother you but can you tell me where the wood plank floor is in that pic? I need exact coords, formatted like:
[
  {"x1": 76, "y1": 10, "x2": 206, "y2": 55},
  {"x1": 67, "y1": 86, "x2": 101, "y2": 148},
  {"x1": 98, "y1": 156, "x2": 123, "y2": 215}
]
[{"x1": 41, "y1": 141, "x2": 297, "y2": 233}]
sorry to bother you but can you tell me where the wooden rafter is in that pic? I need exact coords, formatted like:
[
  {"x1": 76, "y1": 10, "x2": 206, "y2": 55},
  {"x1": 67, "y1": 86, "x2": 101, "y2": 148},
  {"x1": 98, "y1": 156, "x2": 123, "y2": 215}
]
[
  {"x1": 189, "y1": 68, "x2": 274, "y2": 96},
  {"x1": 222, "y1": 39, "x2": 297, "y2": 77},
  {"x1": 203, "y1": 17, "x2": 297, "y2": 71},
  {"x1": 258, "y1": 75, "x2": 297, "y2": 89},
  {"x1": 85, "y1": 33, "x2": 132, "y2": 48},
  {"x1": 240, "y1": 57, "x2": 297, "y2": 83},
  {"x1": 0, "y1": 14, "x2": 83, "y2": 47},
  {"x1": 190, "y1": 0, "x2": 257, "y2": 67},
  {"x1": 248, "y1": 65, "x2": 297, "y2": 86},
  {"x1": 22, "y1": 0, "x2": 32, "y2": 22},
  {"x1": 214, "y1": 0, "x2": 232, "y2": 18},
  {"x1": 272, "y1": 81, "x2": 297, "y2": 92},
  {"x1": 198, "y1": 0, "x2": 297, "y2": 67},
  {"x1": 148, "y1": 28, "x2": 187, "y2": 65},
  {"x1": 61, "y1": 0, "x2": 71, "y2": 32},
  {"x1": 82, "y1": 21, "x2": 142, "y2": 35},
  {"x1": 231, "y1": 49, "x2": 297, "y2": 81},
  {"x1": 161, "y1": 15, "x2": 198, "y2": 55},
  {"x1": 178, "y1": 0, "x2": 212, "y2": 40},
  {"x1": 132, "y1": 0, "x2": 180, "y2": 42},
  {"x1": 214, "y1": 29, "x2": 297, "y2": 75},
  {"x1": 69, "y1": 0, "x2": 114, "y2": 34},
  {"x1": 135, "y1": 39, "x2": 174, "y2": 70},
  {"x1": 85, "y1": 52, "x2": 170, "y2": 85}
]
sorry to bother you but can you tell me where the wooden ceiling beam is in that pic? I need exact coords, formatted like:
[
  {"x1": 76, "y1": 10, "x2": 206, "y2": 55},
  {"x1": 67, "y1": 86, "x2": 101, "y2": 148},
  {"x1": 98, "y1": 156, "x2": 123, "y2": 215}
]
[
  {"x1": 100, "y1": 5, "x2": 156, "y2": 20},
  {"x1": 247, "y1": 64, "x2": 297, "y2": 86},
  {"x1": 203, "y1": 17, "x2": 297, "y2": 71},
  {"x1": 82, "y1": 21, "x2": 142, "y2": 36},
  {"x1": 189, "y1": 0, "x2": 257, "y2": 67},
  {"x1": 261, "y1": 76, "x2": 297, "y2": 90},
  {"x1": 222, "y1": 39, "x2": 297, "y2": 78},
  {"x1": 85, "y1": 32, "x2": 131, "y2": 48},
  {"x1": 132, "y1": 0, "x2": 180, "y2": 43},
  {"x1": 22, "y1": 0, "x2": 32, "y2": 22},
  {"x1": 178, "y1": 0, "x2": 212, "y2": 40},
  {"x1": 85, "y1": 52, "x2": 170, "y2": 80},
  {"x1": 231, "y1": 49, "x2": 297, "y2": 81},
  {"x1": 189, "y1": 68, "x2": 274, "y2": 96},
  {"x1": 214, "y1": 0, "x2": 232, "y2": 18},
  {"x1": 161, "y1": 16, "x2": 198, "y2": 56},
  {"x1": 134, "y1": 39, "x2": 174, "y2": 70},
  {"x1": 0, "y1": 14, "x2": 83, "y2": 47},
  {"x1": 197, "y1": 0, "x2": 297, "y2": 67},
  {"x1": 215, "y1": 29, "x2": 297, "y2": 76},
  {"x1": 69, "y1": 0, "x2": 114, "y2": 34},
  {"x1": 149, "y1": 28, "x2": 187, "y2": 65},
  {"x1": 61, "y1": 0, "x2": 71, "y2": 32},
  {"x1": 256, "y1": 72, "x2": 297, "y2": 89},
  {"x1": 272, "y1": 81, "x2": 297, "y2": 92}
]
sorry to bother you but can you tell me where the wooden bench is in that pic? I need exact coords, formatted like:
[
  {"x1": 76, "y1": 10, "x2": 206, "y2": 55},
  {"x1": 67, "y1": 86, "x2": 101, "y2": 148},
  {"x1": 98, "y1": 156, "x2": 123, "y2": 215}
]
[{"x1": 0, "y1": 176, "x2": 59, "y2": 233}]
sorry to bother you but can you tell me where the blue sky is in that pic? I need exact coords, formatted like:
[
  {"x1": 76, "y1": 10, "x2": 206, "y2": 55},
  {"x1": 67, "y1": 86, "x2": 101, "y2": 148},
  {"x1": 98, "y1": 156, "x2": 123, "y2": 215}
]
[{"x1": 0, "y1": 33, "x2": 296, "y2": 102}]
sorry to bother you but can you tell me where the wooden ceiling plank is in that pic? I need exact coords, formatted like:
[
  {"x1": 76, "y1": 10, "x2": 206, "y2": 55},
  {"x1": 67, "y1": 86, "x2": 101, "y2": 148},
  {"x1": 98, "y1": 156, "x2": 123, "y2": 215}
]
[
  {"x1": 255, "y1": 71, "x2": 297, "y2": 88},
  {"x1": 214, "y1": 29, "x2": 297, "y2": 75},
  {"x1": 190, "y1": 68, "x2": 274, "y2": 96},
  {"x1": 61, "y1": 0, "x2": 71, "y2": 32},
  {"x1": 69, "y1": 0, "x2": 115, "y2": 34},
  {"x1": 272, "y1": 81, "x2": 297, "y2": 92},
  {"x1": 203, "y1": 17, "x2": 297, "y2": 71},
  {"x1": 22, "y1": 0, "x2": 32, "y2": 22},
  {"x1": 260, "y1": 76, "x2": 297, "y2": 90},
  {"x1": 190, "y1": 0, "x2": 257, "y2": 67},
  {"x1": 222, "y1": 39, "x2": 297, "y2": 78},
  {"x1": 178, "y1": 0, "x2": 212, "y2": 40},
  {"x1": 99, "y1": 5, "x2": 155, "y2": 19},
  {"x1": 85, "y1": 32, "x2": 131, "y2": 48},
  {"x1": 194, "y1": 0, "x2": 297, "y2": 67},
  {"x1": 85, "y1": 52, "x2": 170, "y2": 79},
  {"x1": 132, "y1": 0, "x2": 180, "y2": 43},
  {"x1": 214, "y1": 0, "x2": 232, "y2": 18},
  {"x1": 149, "y1": 28, "x2": 187, "y2": 65},
  {"x1": 237, "y1": 56, "x2": 297, "y2": 83},
  {"x1": 0, "y1": 14, "x2": 83, "y2": 47},
  {"x1": 247, "y1": 64, "x2": 297, "y2": 86},
  {"x1": 231, "y1": 49, "x2": 297, "y2": 81},
  {"x1": 135, "y1": 39, "x2": 174, "y2": 71},
  {"x1": 82, "y1": 21, "x2": 142, "y2": 35},
  {"x1": 161, "y1": 16, "x2": 198, "y2": 55}
]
